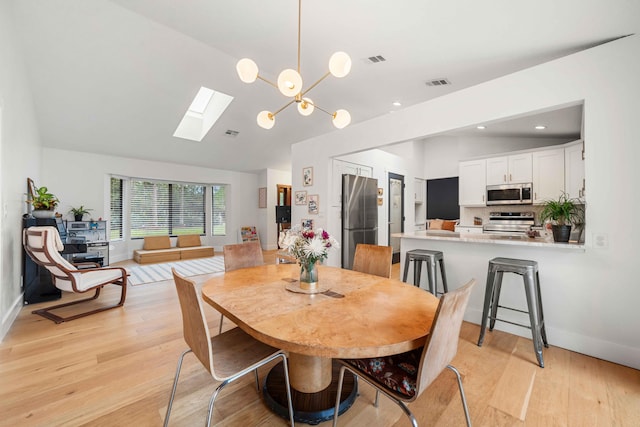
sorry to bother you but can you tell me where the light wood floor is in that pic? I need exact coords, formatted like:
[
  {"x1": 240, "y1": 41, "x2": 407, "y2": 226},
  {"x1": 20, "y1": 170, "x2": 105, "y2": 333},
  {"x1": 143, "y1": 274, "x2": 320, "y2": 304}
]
[{"x1": 1, "y1": 252, "x2": 638, "y2": 426}]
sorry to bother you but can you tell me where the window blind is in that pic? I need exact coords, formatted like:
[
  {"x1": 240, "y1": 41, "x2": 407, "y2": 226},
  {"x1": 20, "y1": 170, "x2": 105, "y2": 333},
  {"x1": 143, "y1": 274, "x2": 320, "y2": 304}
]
[
  {"x1": 130, "y1": 179, "x2": 205, "y2": 238},
  {"x1": 211, "y1": 185, "x2": 227, "y2": 236},
  {"x1": 110, "y1": 177, "x2": 123, "y2": 240}
]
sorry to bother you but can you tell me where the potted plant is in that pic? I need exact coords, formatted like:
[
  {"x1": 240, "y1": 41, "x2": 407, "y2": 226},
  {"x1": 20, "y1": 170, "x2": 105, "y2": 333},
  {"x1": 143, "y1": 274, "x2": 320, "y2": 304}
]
[
  {"x1": 69, "y1": 205, "x2": 92, "y2": 221},
  {"x1": 28, "y1": 186, "x2": 59, "y2": 219},
  {"x1": 539, "y1": 192, "x2": 584, "y2": 243}
]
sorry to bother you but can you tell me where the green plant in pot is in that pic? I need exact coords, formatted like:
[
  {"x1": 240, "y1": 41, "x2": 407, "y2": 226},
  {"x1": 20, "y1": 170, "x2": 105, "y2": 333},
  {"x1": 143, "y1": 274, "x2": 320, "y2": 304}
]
[
  {"x1": 29, "y1": 186, "x2": 59, "y2": 219},
  {"x1": 69, "y1": 205, "x2": 92, "y2": 221},
  {"x1": 539, "y1": 192, "x2": 584, "y2": 243}
]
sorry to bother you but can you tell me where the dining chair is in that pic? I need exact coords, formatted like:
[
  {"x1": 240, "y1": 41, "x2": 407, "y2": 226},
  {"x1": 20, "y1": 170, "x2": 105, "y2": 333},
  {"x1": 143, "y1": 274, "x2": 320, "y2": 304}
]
[
  {"x1": 333, "y1": 279, "x2": 476, "y2": 427},
  {"x1": 22, "y1": 226, "x2": 127, "y2": 323},
  {"x1": 164, "y1": 269, "x2": 294, "y2": 427},
  {"x1": 218, "y1": 241, "x2": 264, "y2": 333},
  {"x1": 352, "y1": 243, "x2": 393, "y2": 278}
]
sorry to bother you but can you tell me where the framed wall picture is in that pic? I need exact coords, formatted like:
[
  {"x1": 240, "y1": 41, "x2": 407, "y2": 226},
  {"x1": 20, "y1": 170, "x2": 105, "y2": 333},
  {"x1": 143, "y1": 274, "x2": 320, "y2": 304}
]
[
  {"x1": 295, "y1": 190, "x2": 307, "y2": 205},
  {"x1": 258, "y1": 187, "x2": 267, "y2": 208},
  {"x1": 301, "y1": 218, "x2": 314, "y2": 229},
  {"x1": 303, "y1": 166, "x2": 313, "y2": 186},
  {"x1": 308, "y1": 194, "x2": 319, "y2": 214}
]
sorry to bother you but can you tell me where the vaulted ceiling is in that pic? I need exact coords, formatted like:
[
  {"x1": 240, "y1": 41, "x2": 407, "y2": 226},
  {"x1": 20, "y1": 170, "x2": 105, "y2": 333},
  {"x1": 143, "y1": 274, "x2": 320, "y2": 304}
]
[{"x1": 10, "y1": 0, "x2": 639, "y2": 172}]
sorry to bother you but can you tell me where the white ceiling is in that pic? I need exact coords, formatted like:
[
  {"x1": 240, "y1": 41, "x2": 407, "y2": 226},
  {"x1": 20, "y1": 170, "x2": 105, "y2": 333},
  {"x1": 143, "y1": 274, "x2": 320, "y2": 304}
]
[{"x1": 10, "y1": 0, "x2": 639, "y2": 173}]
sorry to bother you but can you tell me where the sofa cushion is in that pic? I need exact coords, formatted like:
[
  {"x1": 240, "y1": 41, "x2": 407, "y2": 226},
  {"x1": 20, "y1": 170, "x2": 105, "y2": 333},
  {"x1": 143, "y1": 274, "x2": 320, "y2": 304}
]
[
  {"x1": 143, "y1": 235, "x2": 171, "y2": 250},
  {"x1": 177, "y1": 235, "x2": 202, "y2": 248}
]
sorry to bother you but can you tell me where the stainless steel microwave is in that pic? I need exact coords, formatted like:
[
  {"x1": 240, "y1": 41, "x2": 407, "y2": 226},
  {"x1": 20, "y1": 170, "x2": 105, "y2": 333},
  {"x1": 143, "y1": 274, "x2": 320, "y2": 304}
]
[{"x1": 486, "y1": 183, "x2": 533, "y2": 205}]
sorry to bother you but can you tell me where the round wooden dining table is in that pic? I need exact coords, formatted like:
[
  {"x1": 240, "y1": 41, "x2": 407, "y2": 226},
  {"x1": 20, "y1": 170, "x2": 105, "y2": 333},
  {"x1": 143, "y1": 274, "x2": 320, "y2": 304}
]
[{"x1": 201, "y1": 263, "x2": 440, "y2": 424}]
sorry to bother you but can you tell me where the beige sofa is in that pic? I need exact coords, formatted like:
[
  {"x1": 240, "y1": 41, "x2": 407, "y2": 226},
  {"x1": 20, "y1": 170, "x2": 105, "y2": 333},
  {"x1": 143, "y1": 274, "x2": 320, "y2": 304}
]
[{"x1": 133, "y1": 235, "x2": 214, "y2": 264}]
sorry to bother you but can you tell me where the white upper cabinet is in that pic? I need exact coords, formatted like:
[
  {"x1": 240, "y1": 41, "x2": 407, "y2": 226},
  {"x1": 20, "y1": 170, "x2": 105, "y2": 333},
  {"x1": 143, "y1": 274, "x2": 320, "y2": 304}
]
[
  {"x1": 486, "y1": 153, "x2": 532, "y2": 185},
  {"x1": 532, "y1": 148, "x2": 565, "y2": 203},
  {"x1": 565, "y1": 141, "x2": 585, "y2": 201},
  {"x1": 459, "y1": 159, "x2": 486, "y2": 206}
]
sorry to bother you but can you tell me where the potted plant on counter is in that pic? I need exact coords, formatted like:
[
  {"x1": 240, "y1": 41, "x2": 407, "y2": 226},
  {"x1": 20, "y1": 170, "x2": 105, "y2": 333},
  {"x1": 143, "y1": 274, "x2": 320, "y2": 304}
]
[
  {"x1": 539, "y1": 192, "x2": 584, "y2": 243},
  {"x1": 69, "y1": 205, "x2": 92, "y2": 221},
  {"x1": 29, "y1": 186, "x2": 60, "y2": 219}
]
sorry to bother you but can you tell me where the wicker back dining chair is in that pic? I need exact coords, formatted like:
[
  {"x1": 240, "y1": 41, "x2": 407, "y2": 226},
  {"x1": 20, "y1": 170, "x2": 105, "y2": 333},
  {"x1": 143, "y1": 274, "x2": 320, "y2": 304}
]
[
  {"x1": 22, "y1": 226, "x2": 127, "y2": 323},
  {"x1": 217, "y1": 241, "x2": 265, "y2": 333},
  {"x1": 352, "y1": 243, "x2": 393, "y2": 278},
  {"x1": 333, "y1": 279, "x2": 476, "y2": 427},
  {"x1": 164, "y1": 269, "x2": 294, "y2": 427}
]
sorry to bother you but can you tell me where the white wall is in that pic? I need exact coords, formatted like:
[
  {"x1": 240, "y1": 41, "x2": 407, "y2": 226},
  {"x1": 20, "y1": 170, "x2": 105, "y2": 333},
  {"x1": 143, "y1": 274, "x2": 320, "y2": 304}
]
[
  {"x1": 291, "y1": 35, "x2": 640, "y2": 369},
  {"x1": 42, "y1": 148, "x2": 260, "y2": 262},
  {"x1": 0, "y1": 1, "x2": 44, "y2": 340}
]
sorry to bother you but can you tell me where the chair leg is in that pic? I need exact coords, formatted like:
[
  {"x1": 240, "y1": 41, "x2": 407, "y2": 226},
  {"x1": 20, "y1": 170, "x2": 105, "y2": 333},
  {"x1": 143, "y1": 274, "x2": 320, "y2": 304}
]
[
  {"x1": 374, "y1": 390, "x2": 380, "y2": 408},
  {"x1": 478, "y1": 266, "x2": 496, "y2": 346},
  {"x1": 254, "y1": 369, "x2": 260, "y2": 392},
  {"x1": 206, "y1": 379, "x2": 229, "y2": 427},
  {"x1": 163, "y1": 349, "x2": 192, "y2": 427},
  {"x1": 333, "y1": 365, "x2": 347, "y2": 427},
  {"x1": 218, "y1": 314, "x2": 224, "y2": 334},
  {"x1": 278, "y1": 353, "x2": 296, "y2": 427},
  {"x1": 32, "y1": 281, "x2": 126, "y2": 324},
  {"x1": 447, "y1": 365, "x2": 472, "y2": 427}
]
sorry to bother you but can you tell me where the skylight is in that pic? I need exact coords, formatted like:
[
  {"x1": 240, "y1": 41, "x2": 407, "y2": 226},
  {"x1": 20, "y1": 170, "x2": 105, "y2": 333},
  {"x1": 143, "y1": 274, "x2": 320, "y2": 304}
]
[{"x1": 173, "y1": 86, "x2": 233, "y2": 142}]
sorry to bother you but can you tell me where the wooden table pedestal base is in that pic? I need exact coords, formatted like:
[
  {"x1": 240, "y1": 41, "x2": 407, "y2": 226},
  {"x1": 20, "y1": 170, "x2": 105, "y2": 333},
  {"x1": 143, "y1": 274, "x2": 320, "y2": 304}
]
[{"x1": 262, "y1": 360, "x2": 358, "y2": 425}]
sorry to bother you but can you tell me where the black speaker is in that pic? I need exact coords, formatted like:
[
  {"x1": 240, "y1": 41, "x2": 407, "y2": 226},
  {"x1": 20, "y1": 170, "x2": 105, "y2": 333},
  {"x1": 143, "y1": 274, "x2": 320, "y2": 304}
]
[{"x1": 275, "y1": 206, "x2": 291, "y2": 224}]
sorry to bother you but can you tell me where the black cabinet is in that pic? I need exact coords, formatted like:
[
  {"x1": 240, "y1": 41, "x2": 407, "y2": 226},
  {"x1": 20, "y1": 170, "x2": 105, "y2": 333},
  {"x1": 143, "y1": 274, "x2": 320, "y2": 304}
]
[{"x1": 22, "y1": 217, "x2": 61, "y2": 304}]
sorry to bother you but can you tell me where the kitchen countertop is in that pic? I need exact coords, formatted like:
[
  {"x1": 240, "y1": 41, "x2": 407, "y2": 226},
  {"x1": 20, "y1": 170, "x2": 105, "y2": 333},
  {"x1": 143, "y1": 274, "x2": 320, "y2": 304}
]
[{"x1": 392, "y1": 230, "x2": 585, "y2": 250}]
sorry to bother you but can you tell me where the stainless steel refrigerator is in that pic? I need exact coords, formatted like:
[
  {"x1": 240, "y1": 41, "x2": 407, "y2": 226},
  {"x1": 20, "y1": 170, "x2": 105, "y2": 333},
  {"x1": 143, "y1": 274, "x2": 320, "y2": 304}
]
[{"x1": 342, "y1": 174, "x2": 378, "y2": 269}]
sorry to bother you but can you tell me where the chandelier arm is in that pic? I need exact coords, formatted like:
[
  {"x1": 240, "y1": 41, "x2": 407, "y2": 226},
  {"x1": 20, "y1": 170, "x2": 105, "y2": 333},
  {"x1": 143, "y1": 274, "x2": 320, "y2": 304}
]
[
  {"x1": 297, "y1": 0, "x2": 301, "y2": 73},
  {"x1": 306, "y1": 101, "x2": 333, "y2": 117},
  {"x1": 273, "y1": 99, "x2": 296, "y2": 117},
  {"x1": 301, "y1": 71, "x2": 331, "y2": 97},
  {"x1": 257, "y1": 75, "x2": 278, "y2": 89}
]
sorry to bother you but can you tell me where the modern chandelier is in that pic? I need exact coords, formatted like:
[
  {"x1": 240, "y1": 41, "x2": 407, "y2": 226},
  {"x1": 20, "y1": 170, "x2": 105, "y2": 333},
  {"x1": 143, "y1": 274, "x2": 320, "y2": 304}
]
[{"x1": 235, "y1": 0, "x2": 352, "y2": 130}]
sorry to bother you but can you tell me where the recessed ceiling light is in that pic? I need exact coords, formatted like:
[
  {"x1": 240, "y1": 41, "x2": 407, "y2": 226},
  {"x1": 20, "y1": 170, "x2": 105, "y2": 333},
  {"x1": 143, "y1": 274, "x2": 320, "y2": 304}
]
[
  {"x1": 535, "y1": 125, "x2": 547, "y2": 130},
  {"x1": 476, "y1": 125, "x2": 486, "y2": 130},
  {"x1": 392, "y1": 101, "x2": 401, "y2": 107}
]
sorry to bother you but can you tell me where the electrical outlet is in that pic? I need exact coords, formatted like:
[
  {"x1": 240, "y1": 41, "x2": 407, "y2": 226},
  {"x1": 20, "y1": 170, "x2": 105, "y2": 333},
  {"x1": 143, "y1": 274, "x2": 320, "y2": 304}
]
[{"x1": 593, "y1": 233, "x2": 608, "y2": 248}]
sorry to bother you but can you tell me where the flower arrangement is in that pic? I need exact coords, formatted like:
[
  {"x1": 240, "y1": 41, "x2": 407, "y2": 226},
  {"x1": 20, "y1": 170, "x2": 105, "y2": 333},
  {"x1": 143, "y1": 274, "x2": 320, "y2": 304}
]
[{"x1": 279, "y1": 225, "x2": 340, "y2": 266}]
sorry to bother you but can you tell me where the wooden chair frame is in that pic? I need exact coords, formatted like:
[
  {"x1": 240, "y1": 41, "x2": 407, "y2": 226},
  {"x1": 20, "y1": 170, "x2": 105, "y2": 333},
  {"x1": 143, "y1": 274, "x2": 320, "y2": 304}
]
[
  {"x1": 333, "y1": 280, "x2": 476, "y2": 427},
  {"x1": 23, "y1": 227, "x2": 127, "y2": 324},
  {"x1": 165, "y1": 269, "x2": 294, "y2": 427}
]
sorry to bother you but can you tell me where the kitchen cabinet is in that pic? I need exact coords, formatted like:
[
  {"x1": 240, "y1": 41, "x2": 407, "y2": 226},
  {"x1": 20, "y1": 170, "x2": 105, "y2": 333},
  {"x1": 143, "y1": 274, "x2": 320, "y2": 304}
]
[
  {"x1": 565, "y1": 140, "x2": 585, "y2": 200},
  {"x1": 459, "y1": 159, "x2": 486, "y2": 206},
  {"x1": 455, "y1": 225, "x2": 484, "y2": 234},
  {"x1": 332, "y1": 159, "x2": 373, "y2": 206},
  {"x1": 532, "y1": 148, "x2": 565, "y2": 204},
  {"x1": 414, "y1": 178, "x2": 425, "y2": 204},
  {"x1": 486, "y1": 153, "x2": 532, "y2": 185}
]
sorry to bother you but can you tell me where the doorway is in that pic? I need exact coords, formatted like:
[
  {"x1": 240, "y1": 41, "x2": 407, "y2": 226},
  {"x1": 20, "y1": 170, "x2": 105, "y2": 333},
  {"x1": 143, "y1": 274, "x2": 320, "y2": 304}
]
[
  {"x1": 388, "y1": 173, "x2": 404, "y2": 264},
  {"x1": 276, "y1": 184, "x2": 291, "y2": 248}
]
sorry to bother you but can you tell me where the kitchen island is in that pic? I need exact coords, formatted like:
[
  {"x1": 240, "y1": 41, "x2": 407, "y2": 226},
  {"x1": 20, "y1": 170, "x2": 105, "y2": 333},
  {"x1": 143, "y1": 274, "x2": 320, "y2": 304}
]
[{"x1": 393, "y1": 230, "x2": 588, "y2": 366}]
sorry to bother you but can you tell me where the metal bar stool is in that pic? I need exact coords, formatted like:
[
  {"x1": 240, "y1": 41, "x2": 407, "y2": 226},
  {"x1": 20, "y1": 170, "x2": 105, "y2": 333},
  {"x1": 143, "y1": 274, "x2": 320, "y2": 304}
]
[
  {"x1": 402, "y1": 249, "x2": 448, "y2": 296},
  {"x1": 477, "y1": 257, "x2": 549, "y2": 367}
]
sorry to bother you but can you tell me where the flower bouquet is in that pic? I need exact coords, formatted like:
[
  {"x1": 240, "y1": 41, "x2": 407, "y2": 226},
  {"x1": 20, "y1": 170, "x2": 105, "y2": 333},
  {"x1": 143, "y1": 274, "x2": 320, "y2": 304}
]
[{"x1": 279, "y1": 225, "x2": 340, "y2": 289}]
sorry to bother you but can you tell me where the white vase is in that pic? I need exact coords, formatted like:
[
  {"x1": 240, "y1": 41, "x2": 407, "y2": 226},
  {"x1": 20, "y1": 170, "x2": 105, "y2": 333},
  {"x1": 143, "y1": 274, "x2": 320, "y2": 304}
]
[{"x1": 32, "y1": 209, "x2": 55, "y2": 219}]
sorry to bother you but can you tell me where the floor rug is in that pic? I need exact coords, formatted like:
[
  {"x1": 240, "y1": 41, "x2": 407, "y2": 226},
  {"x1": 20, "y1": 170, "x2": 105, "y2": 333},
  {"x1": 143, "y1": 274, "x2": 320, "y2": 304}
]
[{"x1": 128, "y1": 257, "x2": 225, "y2": 286}]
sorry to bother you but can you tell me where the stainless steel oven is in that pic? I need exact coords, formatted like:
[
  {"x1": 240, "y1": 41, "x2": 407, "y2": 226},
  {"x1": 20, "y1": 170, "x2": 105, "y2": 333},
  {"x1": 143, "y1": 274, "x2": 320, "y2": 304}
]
[{"x1": 486, "y1": 183, "x2": 532, "y2": 206}]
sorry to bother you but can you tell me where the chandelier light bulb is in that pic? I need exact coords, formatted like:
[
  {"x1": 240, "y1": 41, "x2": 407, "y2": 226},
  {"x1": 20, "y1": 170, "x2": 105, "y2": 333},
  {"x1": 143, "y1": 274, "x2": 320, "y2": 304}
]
[
  {"x1": 332, "y1": 109, "x2": 351, "y2": 129},
  {"x1": 297, "y1": 98, "x2": 315, "y2": 116},
  {"x1": 236, "y1": 58, "x2": 259, "y2": 83},
  {"x1": 328, "y1": 52, "x2": 352, "y2": 78},
  {"x1": 277, "y1": 69, "x2": 303, "y2": 97},
  {"x1": 257, "y1": 110, "x2": 275, "y2": 129}
]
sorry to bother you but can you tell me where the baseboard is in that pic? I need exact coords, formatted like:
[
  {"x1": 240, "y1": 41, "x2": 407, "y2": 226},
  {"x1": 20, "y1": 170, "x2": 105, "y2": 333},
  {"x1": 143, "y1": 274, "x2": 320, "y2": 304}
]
[
  {"x1": 0, "y1": 293, "x2": 23, "y2": 342},
  {"x1": 464, "y1": 307, "x2": 640, "y2": 370}
]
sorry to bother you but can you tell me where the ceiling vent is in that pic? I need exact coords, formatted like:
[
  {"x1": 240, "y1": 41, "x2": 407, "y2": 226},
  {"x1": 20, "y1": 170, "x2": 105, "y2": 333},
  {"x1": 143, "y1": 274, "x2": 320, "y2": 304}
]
[
  {"x1": 425, "y1": 78, "x2": 451, "y2": 87},
  {"x1": 224, "y1": 130, "x2": 239, "y2": 137},
  {"x1": 366, "y1": 55, "x2": 386, "y2": 64}
]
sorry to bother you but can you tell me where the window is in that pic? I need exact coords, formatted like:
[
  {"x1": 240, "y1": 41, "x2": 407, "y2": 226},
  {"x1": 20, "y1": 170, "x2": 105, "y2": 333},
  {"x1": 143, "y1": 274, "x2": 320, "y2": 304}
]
[
  {"x1": 130, "y1": 179, "x2": 205, "y2": 238},
  {"x1": 212, "y1": 185, "x2": 227, "y2": 236},
  {"x1": 110, "y1": 177, "x2": 123, "y2": 240}
]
